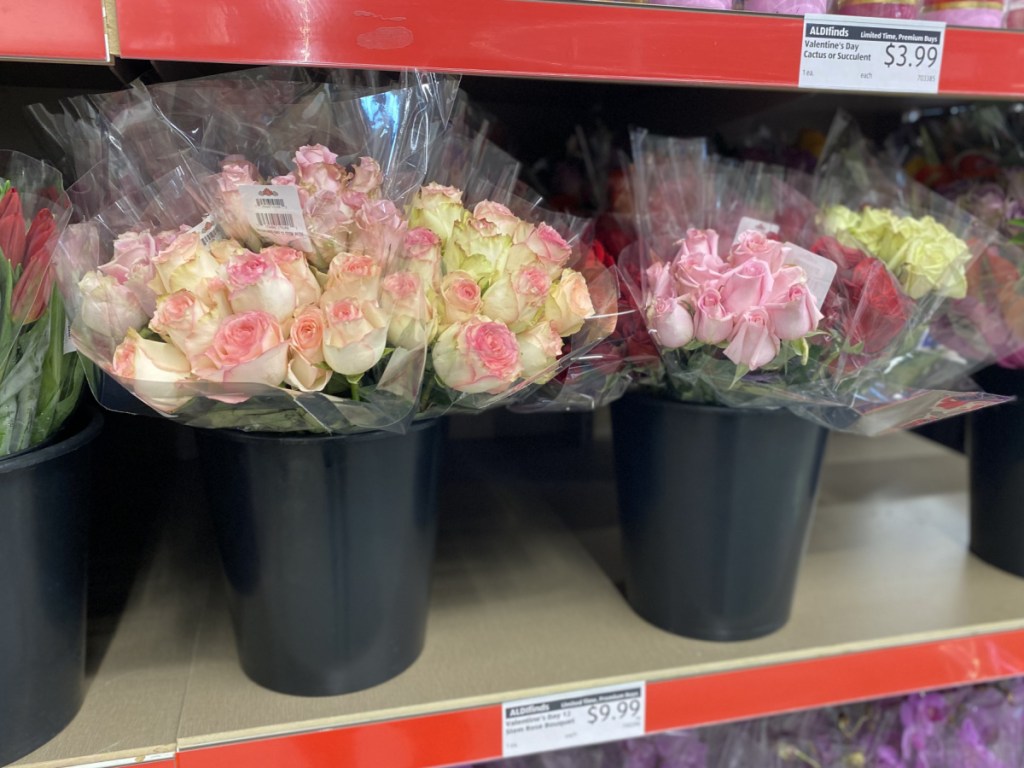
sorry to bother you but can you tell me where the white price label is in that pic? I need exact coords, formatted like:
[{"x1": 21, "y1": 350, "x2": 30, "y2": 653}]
[
  {"x1": 798, "y1": 15, "x2": 945, "y2": 94},
  {"x1": 502, "y1": 682, "x2": 645, "y2": 758},
  {"x1": 239, "y1": 184, "x2": 312, "y2": 252},
  {"x1": 63, "y1": 320, "x2": 76, "y2": 354},
  {"x1": 783, "y1": 242, "x2": 837, "y2": 310},
  {"x1": 188, "y1": 215, "x2": 226, "y2": 248}
]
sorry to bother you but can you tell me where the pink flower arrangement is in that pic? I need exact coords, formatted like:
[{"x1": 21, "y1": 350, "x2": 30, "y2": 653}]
[{"x1": 645, "y1": 228, "x2": 823, "y2": 372}]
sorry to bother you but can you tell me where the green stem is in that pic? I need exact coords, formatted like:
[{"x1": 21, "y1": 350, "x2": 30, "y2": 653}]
[{"x1": 348, "y1": 375, "x2": 362, "y2": 402}]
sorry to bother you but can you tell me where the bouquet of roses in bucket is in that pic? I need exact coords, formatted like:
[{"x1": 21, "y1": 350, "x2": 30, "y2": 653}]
[
  {"x1": 55, "y1": 76, "x2": 458, "y2": 434},
  {"x1": 0, "y1": 152, "x2": 81, "y2": 456},
  {"x1": 627, "y1": 127, "x2": 1010, "y2": 434},
  {"x1": 810, "y1": 112, "x2": 1024, "y2": 398}
]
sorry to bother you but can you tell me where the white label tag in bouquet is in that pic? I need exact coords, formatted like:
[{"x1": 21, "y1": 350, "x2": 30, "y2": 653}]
[
  {"x1": 502, "y1": 682, "x2": 645, "y2": 758},
  {"x1": 188, "y1": 215, "x2": 226, "y2": 248},
  {"x1": 798, "y1": 15, "x2": 945, "y2": 95},
  {"x1": 783, "y1": 243, "x2": 837, "y2": 309},
  {"x1": 239, "y1": 184, "x2": 312, "y2": 251},
  {"x1": 63, "y1": 320, "x2": 76, "y2": 354},
  {"x1": 733, "y1": 217, "x2": 780, "y2": 245}
]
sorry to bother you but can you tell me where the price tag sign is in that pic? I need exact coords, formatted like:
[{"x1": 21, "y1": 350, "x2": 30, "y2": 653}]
[
  {"x1": 502, "y1": 682, "x2": 646, "y2": 757},
  {"x1": 798, "y1": 15, "x2": 945, "y2": 94}
]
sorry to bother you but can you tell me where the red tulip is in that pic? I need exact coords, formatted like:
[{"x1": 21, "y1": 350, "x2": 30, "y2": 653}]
[
  {"x1": 0, "y1": 187, "x2": 26, "y2": 269},
  {"x1": 11, "y1": 209, "x2": 57, "y2": 324}
]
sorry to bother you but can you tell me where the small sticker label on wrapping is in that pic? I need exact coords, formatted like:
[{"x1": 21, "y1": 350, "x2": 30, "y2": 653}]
[
  {"x1": 733, "y1": 217, "x2": 780, "y2": 245},
  {"x1": 239, "y1": 184, "x2": 312, "y2": 252},
  {"x1": 63, "y1": 320, "x2": 76, "y2": 354},
  {"x1": 783, "y1": 243, "x2": 837, "y2": 310},
  {"x1": 188, "y1": 215, "x2": 226, "y2": 248},
  {"x1": 502, "y1": 682, "x2": 645, "y2": 758}
]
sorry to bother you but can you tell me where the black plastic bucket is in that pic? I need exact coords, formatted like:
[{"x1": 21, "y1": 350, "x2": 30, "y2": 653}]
[
  {"x1": 0, "y1": 407, "x2": 102, "y2": 765},
  {"x1": 194, "y1": 419, "x2": 443, "y2": 696},
  {"x1": 611, "y1": 393, "x2": 827, "y2": 641},
  {"x1": 968, "y1": 365, "x2": 1024, "y2": 578}
]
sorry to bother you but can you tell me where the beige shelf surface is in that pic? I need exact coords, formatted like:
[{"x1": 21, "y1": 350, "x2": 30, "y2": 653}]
[
  {"x1": 174, "y1": 429, "x2": 1024, "y2": 749},
  {"x1": 10, "y1": 427, "x2": 1024, "y2": 765}
]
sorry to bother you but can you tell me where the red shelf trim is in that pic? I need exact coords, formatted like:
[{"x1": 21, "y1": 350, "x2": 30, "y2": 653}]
[
  {"x1": 175, "y1": 629, "x2": 1024, "y2": 768},
  {"x1": 114, "y1": 0, "x2": 1024, "y2": 96},
  {"x1": 0, "y1": 0, "x2": 108, "y2": 62}
]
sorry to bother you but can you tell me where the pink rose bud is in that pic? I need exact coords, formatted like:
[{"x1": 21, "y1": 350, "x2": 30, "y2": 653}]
[
  {"x1": 473, "y1": 200, "x2": 522, "y2": 238},
  {"x1": 351, "y1": 198, "x2": 407, "y2": 260},
  {"x1": 649, "y1": 296, "x2": 695, "y2": 349},
  {"x1": 731, "y1": 230, "x2": 785, "y2": 272},
  {"x1": 323, "y1": 252, "x2": 382, "y2": 304},
  {"x1": 517, "y1": 321, "x2": 564, "y2": 381},
  {"x1": 350, "y1": 156, "x2": 383, "y2": 195},
  {"x1": 646, "y1": 261, "x2": 676, "y2": 301},
  {"x1": 440, "y1": 270, "x2": 483, "y2": 326},
  {"x1": 294, "y1": 144, "x2": 339, "y2": 171},
  {"x1": 321, "y1": 298, "x2": 389, "y2": 376},
  {"x1": 226, "y1": 250, "x2": 298, "y2": 326},
  {"x1": 431, "y1": 317, "x2": 523, "y2": 394},
  {"x1": 508, "y1": 222, "x2": 572, "y2": 276},
  {"x1": 676, "y1": 228, "x2": 722, "y2": 265},
  {"x1": 721, "y1": 259, "x2": 774, "y2": 315},
  {"x1": 694, "y1": 288, "x2": 735, "y2": 345},
  {"x1": 112, "y1": 328, "x2": 191, "y2": 383},
  {"x1": 294, "y1": 144, "x2": 344, "y2": 194},
  {"x1": 383, "y1": 271, "x2": 432, "y2": 348},
  {"x1": 217, "y1": 156, "x2": 259, "y2": 193},
  {"x1": 100, "y1": 229, "x2": 158, "y2": 285},
  {"x1": 193, "y1": 310, "x2": 288, "y2": 386},
  {"x1": 670, "y1": 254, "x2": 725, "y2": 297},
  {"x1": 724, "y1": 307, "x2": 780, "y2": 371},
  {"x1": 408, "y1": 183, "x2": 467, "y2": 246},
  {"x1": 150, "y1": 289, "x2": 222, "y2": 362},
  {"x1": 543, "y1": 269, "x2": 596, "y2": 337},
  {"x1": 77, "y1": 270, "x2": 149, "y2": 342},
  {"x1": 286, "y1": 306, "x2": 330, "y2": 391},
  {"x1": 152, "y1": 231, "x2": 223, "y2": 296},
  {"x1": 263, "y1": 245, "x2": 322, "y2": 307},
  {"x1": 766, "y1": 283, "x2": 823, "y2": 341}
]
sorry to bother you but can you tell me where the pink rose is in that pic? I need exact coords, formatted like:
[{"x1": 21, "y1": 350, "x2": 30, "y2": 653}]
[
  {"x1": 217, "y1": 156, "x2": 258, "y2": 193},
  {"x1": 445, "y1": 217, "x2": 514, "y2": 284},
  {"x1": 431, "y1": 317, "x2": 523, "y2": 394},
  {"x1": 263, "y1": 245, "x2": 322, "y2": 306},
  {"x1": 271, "y1": 173, "x2": 297, "y2": 187},
  {"x1": 720, "y1": 259, "x2": 774, "y2": 314},
  {"x1": 693, "y1": 288, "x2": 735, "y2": 345},
  {"x1": 670, "y1": 254, "x2": 725, "y2": 297},
  {"x1": 150, "y1": 289, "x2": 223, "y2": 361},
  {"x1": 402, "y1": 227, "x2": 442, "y2": 288},
  {"x1": 294, "y1": 144, "x2": 344, "y2": 194},
  {"x1": 321, "y1": 298, "x2": 388, "y2": 376},
  {"x1": 677, "y1": 229, "x2": 722, "y2": 264},
  {"x1": 286, "y1": 305, "x2": 330, "y2": 391},
  {"x1": 543, "y1": 269, "x2": 595, "y2": 336},
  {"x1": 100, "y1": 230, "x2": 158, "y2": 285},
  {"x1": 323, "y1": 252, "x2": 382, "y2": 304},
  {"x1": 482, "y1": 265, "x2": 551, "y2": 332},
  {"x1": 111, "y1": 328, "x2": 192, "y2": 412},
  {"x1": 225, "y1": 250, "x2": 298, "y2": 325},
  {"x1": 77, "y1": 271, "x2": 149, "y2": 342},
  {"x1": 383, "y1": 271, "x2": 432, "y2": 348},
  {"x1": 288, "y1": 305, "x2": 327, "y2": 366},
  {"x1": 646, "y1": 261, "x2": 676, "y2": 301},
  {"x1": 151, "y1": 231, "x2": 223, "y2": 296},
  {"x1": 350, "y1": 156, "x2": 383, "y2": 195},
  {"x1": 473, "y1": 201, "x2": 522, "y2": 238},
  {"x1": 193, "y1": 310, "x2": 288, "y2": 386},
  {"x1": 508, "y1": 222, "x2": 573, "y2": 276},
  {"x1": 766, "y1": 283, "x2": 823, "y2": 341},
  {"x1": 408, "y1": 183, "x2": 467, "y2": 245},
  {"x1": 731, "y1": 230, "x2": 785, "y2": 272},
  {"x1": 517, "y1": 321, "x2": 564, "y2": 380},
  {"x1": 440, "y1": 270, "x2": 483, "y2": 326},
  {"x1": 649, "y1": 296, "x2": 694, "y2": 349},
  {"x1": 351, "y1": 198, "x2": 407, "y2": 260},
  {"x1": 724, "y1": 307, "x2": 780, "y2": 371}
]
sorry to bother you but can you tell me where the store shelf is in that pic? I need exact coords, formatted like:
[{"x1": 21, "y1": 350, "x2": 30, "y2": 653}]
[
  {"x1": 12, "y1": 425, "x2": 1024, "y2": 768},
  {"x1": 109, "y1": 0, "x2": 1024, "y2": 97},
  {"x1": 0, "y1": 0, "x2": 109, "y2": 63}
]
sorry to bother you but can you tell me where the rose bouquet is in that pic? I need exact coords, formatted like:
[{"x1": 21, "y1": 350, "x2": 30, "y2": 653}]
[{"x1": 0, "y1": 152, "x2": 80, "y2": 456}]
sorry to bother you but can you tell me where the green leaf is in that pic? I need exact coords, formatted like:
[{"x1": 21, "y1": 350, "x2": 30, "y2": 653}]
[
  {"x1": 30, "y1": 288, "x2": 66, "y2": 445},
  {"x1": 729, "y1": 363, "x2": 750, "y2": 389}
]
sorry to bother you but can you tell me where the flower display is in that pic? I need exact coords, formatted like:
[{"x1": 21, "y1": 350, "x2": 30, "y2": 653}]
[{"x1": 0, "y1": 158, "x2": 81, "y2": 457}]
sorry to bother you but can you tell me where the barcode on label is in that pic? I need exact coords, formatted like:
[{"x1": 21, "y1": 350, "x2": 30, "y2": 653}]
[
  {"x1": 256, "y1": 197, "x2": 287, "y2": 208},
  {"x1": 256, "y1": 212, "x2": 297, "y2": 228}
]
